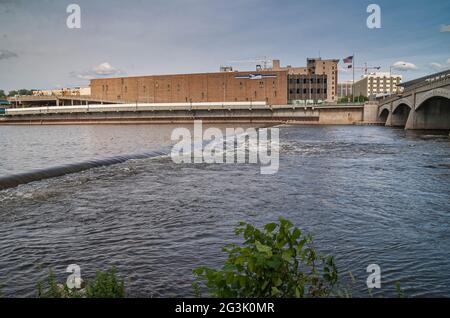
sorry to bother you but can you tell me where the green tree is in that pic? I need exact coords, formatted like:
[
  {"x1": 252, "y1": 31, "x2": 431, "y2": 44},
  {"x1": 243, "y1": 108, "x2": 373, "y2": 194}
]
[
  {"x1": 0, "y1": 90, "x2": 6, "y2": 99},
  {"x1": 193, "y1": 218, "x2": 338, "y2": 298},
  {"x1": 7, "y1": 90, "x2": 18, "y2": 97}
]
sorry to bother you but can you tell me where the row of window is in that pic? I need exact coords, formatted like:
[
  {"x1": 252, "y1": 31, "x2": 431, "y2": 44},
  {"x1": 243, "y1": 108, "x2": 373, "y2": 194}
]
[
  {"x1": 289, "y1": 88, "x2": 328, "y2": 95},
  {"x1": 289, "y1": 78, "x2": 328, "y2": 84}
]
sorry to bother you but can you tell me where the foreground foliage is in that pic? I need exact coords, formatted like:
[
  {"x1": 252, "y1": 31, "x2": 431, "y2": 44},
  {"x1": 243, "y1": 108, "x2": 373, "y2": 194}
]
[
  {"x1": 193, "y1": 218, "x2": 338, "y2": 298},
  {"x1": 37, "y1": 267, "x2": 125, "y2": 298}
]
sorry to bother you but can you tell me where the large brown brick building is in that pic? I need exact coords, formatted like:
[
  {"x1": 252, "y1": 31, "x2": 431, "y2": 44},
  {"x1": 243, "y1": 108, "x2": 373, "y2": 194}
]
[
  {"x1": 90, "y1": 58, "x2": 339, "y2": 105},
  {"x1": 90, "y1": 70, "x2": 289, "y2": 105}
]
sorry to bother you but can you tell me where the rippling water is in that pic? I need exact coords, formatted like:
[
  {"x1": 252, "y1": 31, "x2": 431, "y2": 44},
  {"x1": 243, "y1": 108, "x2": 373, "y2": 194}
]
[{"x1": 0, "y1": 124, "x2": 449, "y2": 298}]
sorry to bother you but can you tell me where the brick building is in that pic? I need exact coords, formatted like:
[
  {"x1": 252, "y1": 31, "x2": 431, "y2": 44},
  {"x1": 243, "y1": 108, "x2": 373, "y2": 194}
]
[
  {"x1": 268, "y1": 58, "x2": 339, "y2": 102},
  {"x1": 91, "y1": 70, "x2": 288, "y2": 105},
  {"x1": 90, "y1": 58, "x2": 340, "y2": 105}
]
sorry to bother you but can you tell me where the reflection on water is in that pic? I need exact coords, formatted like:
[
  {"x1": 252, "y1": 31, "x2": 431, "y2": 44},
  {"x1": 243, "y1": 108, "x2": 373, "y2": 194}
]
[{"x1": 0, "y1": 125, "x2": 449, "y2": 297}]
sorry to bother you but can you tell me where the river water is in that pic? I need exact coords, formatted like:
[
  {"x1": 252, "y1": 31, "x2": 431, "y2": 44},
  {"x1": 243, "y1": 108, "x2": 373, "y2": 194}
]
[{"x1": 0, "y1": 124, "x2": 449, "y2": 298}]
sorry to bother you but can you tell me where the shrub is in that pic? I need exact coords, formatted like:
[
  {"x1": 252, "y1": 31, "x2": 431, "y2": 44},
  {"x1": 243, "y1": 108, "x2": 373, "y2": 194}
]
[
  {"x1": 85, "y1": 267, "x2": 125, "y2": 298},
  {"x1": 37, "y1": 269, "x2": 83, "y2": 298},
  {"x1": 37, "y1": 267, "x2": 125, "y2": 298},
  {"x1": 193, "y1": 218, "x2": 338, "y2": 298}
]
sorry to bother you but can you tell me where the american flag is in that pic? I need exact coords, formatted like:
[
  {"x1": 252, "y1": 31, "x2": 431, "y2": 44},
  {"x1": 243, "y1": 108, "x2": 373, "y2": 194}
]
[{"x1": 343, "y1": 56, "x2": 354, "y2": 64}]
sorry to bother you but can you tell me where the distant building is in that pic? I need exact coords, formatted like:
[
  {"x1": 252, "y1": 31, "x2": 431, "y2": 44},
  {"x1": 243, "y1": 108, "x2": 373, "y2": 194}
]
[
  {"x1": 353, "y1": 72, "x2": 402, "y2": 98},
  {"x1": 220, "y1": 66, "x2": 234, "y2": 72},
  {"x1": 33, "y1": 87, "x2": 91, "y2": 97},
  {"x1": 268, "y1": 58, "x2": 339, "y2": 102},
  {"x1": 338, "y1": 81, "x2": 353, "y2": 98},
  {"x1": 89, "y1": 57, "x2": 340, "y2": 105},
  {"x1": 288, "y1": 74, "x2": 328, "y2": 104}
]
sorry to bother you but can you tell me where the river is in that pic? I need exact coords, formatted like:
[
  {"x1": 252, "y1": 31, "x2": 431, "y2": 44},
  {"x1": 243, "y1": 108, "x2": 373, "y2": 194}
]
[{"x1": 0, "y1": 124, "x2": 449, "y2": 297}]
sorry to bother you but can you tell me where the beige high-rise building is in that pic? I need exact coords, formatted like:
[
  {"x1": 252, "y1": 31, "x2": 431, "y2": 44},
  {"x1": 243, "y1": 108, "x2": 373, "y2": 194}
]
[
  {"x1": 306, "y1": 58, "x2": 339, "y2": 102},
  {"x1": 353, "y1": 72, "x2": 402, "y2": 98}
]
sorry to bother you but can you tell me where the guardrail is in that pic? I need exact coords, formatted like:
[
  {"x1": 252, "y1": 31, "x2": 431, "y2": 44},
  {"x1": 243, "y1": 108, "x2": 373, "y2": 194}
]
[{"x1": 4, "y1": 102, "x2": 269, "y2": 116}]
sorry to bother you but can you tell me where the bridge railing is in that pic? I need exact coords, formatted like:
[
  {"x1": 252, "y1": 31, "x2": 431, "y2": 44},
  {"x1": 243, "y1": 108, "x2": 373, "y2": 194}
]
[{"x1": 402, "y1": 72, "x2": 450, "y2": 93}]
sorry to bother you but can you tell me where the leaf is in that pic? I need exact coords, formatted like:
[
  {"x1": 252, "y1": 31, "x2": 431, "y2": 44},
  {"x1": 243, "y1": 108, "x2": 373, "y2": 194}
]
[
  {"x1": 274, "y1": 277, "x2": 283, "y2": 287},
  {"x1": 292, "y1": 228, "x2": 302, "y2": 241},
  {"x1": 295, "y1": 287, "x2": 301, "y2": 298},
  {"x1": 255, "y1": 241, "x2": 272, "y2": 256},
  {"x1": 271, "y1": 286, "x2": 281, "y2": 297},
  {"x1": 282, "y1": 250, "x2": 293, "y2": 262},
  {"x1": 264, "y1": 223, "x2": 278, "y2": 233}
]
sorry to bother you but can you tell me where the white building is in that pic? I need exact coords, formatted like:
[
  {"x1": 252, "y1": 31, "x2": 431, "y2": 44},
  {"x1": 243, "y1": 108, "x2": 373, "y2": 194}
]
[{"x1": 353, "y1": 72, "x2": 403, "y2": 98}]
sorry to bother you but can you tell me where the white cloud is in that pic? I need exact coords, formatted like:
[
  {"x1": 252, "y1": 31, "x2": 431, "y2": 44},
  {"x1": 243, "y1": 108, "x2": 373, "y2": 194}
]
[
  {"x1": 392, "y1": 61, "x2": 418, "y2": 71},
  {"x1": 0, "y1": 49, "x2": 18, "y2": 60},
  {"x1": 447, "y1": 58, "x2": 450, "y2": 65},
  {"x1": 93, "y1": 62, "x2": 122, "y2": 76},
  {"x1": 440, "y1": 25, "x2": 450, "y2": 32},
  {"x1": 430, "y1": 62, "x2": 444, "y2": 71},
  {"x1": 72, "y1": 62, "x2": 125, "y2": 81}
]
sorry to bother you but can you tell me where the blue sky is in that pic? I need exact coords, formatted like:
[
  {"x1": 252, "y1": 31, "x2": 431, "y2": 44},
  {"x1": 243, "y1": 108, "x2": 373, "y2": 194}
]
[{"x1": 0, "y1": 0, "x2": 449, "y2": 91}]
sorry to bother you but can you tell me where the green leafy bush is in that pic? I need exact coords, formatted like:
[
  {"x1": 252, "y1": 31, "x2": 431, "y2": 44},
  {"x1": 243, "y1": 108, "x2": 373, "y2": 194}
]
[
  {"x1": 37, "y1": 269, "x2": 83, "y2": 298},
  {"x1": 193, "y1": 218, "x2": 338, "y2": 298},
  {"x1": 37, "y1": 267, "x2": 125, "y2": 298},
  {"x1": 85, "y1": 267, "x2": 125, "y2": 298}
]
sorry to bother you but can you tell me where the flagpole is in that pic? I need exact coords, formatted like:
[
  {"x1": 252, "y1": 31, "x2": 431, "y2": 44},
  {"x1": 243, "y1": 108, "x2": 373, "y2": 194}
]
[{"x1": 352, "y1": 53, "x2": 355, "y2": 103}]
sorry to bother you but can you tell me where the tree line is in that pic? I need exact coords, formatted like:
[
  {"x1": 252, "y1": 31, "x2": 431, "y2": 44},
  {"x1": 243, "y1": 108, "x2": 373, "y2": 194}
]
[{"x1": 0, "y1": 89, "x2": 36, "y2": 99}]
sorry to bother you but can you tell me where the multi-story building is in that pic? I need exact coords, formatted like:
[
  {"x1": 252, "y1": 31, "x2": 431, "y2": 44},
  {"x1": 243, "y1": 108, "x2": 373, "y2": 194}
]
[
  {"x1": 268, "y1": 58, "x2": 339, "y2": 102},
  {"x1": 338, "y1": 81, "x2": 353, "y2": 98},
  {"x1": 89, "y1": 57, "x2": 340, "y2": 105},
  {"x1": 33, "y1": 87, "x2": 91, "y2": 97},
  {"x1": 353, "y1": 72, "x2": 402, "y2": 98},
  {"x1": 288, "y1": 74, "x2": 328, "y2": 104}
]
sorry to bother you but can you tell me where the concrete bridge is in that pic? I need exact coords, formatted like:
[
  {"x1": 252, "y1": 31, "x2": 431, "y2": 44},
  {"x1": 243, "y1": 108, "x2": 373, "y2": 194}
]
[{"x1": 378, "y1": 70, "x2": 450, "y2": 130}]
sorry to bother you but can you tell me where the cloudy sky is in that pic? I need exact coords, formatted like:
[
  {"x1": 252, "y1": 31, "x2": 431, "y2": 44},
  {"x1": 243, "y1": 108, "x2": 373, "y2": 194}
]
[{"x1": 0, "y1": 0, "x2": 449, "y2": 91}]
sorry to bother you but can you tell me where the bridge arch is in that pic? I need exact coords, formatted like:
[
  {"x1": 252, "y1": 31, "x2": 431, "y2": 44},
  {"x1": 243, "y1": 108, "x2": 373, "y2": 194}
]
[
  {"x1": 379, "y1": 108, "x2": 390, "y2": 123},
  {"x1": 392, "y1": 98, "x2": 413, "y2": 114},
  {"x1": 390, "y1": 103, "x2": 412, "y2": 128},
  {"x1": 378, "y1": 104, "x2": 391, "y2": 118},
  {"x1": 412, "y1": 91, "x2": 450, "y2": 130},
  {"x1": 415, "y1": 88, "x2": 450, "y2": 111}
]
